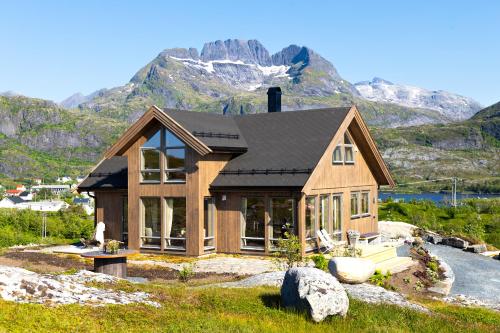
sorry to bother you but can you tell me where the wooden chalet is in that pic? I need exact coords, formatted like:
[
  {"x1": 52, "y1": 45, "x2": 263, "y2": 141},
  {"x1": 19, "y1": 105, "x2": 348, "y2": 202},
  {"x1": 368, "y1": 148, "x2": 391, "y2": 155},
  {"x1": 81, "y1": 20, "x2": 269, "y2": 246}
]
[{"x1": 78, "y1": 88, "x2": 394, "y2": 256}]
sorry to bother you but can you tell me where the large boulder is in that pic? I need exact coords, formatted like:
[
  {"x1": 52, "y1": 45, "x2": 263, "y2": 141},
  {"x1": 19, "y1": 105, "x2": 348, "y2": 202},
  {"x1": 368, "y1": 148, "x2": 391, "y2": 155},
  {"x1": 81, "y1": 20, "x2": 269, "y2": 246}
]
[
  {"x1": 378, "y1": 221, "x2": 417, "y2": 240},
  {"x1": 424, "y1": 232, "x2": 443, "y2": 245},
  {"x1": 441, "y1": 237, "x2": 469, "y2": 249},
  {"x1": 328, "y1": 257, "x2": 376, "y2": 284},
  {"x1": 281, "y1": 267, "x2": 348, "y2": 322}
]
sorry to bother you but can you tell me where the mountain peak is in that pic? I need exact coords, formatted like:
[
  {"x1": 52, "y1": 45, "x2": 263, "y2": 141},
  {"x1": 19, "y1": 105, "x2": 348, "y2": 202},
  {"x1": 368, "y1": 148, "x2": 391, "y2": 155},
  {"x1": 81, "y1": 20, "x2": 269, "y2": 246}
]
[{"x1": 200, "y1": 39, "x2": 272, "y2": 66}]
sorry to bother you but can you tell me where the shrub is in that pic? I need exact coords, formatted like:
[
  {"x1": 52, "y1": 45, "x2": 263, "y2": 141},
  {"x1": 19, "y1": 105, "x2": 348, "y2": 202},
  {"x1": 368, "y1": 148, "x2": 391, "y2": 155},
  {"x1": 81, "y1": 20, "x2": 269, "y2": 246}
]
[
  {"x1": 369, "y1": 269, "x2": 393, "y2": 289},
  {"x1": 310, "y1": 254, "x2": 328, "y2": 271},
  {"x1": 178, "y1": 264, "x2": 194, "y2": 282},
  {"x1": 426, "y1": 260, "x2": 439, "y2": 272},
  {"x1": 273, "y1": 231, "x2": 303, "y2": 269}
]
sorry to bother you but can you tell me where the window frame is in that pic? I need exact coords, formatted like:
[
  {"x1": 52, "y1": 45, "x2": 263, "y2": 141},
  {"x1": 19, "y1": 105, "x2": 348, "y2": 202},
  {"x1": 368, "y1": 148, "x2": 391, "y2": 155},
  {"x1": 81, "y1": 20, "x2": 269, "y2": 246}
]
[
  {"x1": 332, "y1": 145, "x2": 343, "y2": 164},
  {"x1": 360, "y1": 191, "x2": 370, "y2": 216},
  {"x1": 139, "y1": 127, "x2": 187, "y2": 184},
  {"x1": 305, "y1": 196, "x2": 317, "y2": 250},
  {"x1": 331, "y1": 194, "x2": 343, "y2": 241},
  {"x1": 203, "y1": 197, "x2": 216, "y2": 251},
  {"x1": 163, "y1": 197, "x2": 187, "y2": 251},
  {"x1": 350, "y1": 192, "x2": 360, "y2": 219},
  {"x1": 240, "y1": 197, "x2": 266, "y2": 251},
  {"x1": 140, "y1": 197, "x2": 162, "y2": 249}
]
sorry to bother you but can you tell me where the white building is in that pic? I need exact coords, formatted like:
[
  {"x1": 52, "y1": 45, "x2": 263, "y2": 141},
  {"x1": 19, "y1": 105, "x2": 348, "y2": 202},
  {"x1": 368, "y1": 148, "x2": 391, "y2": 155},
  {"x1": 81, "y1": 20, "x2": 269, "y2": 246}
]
[
  {"x1": 32, "y1": 185, "x2": 71, "y2": 195},
  {"x1": 56, "y1": 176, "x2": 72, "y2": 183},
  {"x1": 0, "y1": 197, "x2": 25, "y2": 208},
  {"x1": 19, "y1": 200, "x2": 70, "y2": 212}
]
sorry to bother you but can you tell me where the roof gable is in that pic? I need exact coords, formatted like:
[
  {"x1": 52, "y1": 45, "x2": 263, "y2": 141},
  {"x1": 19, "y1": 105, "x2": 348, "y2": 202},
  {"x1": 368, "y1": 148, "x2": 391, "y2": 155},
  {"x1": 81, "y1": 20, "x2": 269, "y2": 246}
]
[{"x1": 104, "y1": 106, "x2": 212, "y2": 158}]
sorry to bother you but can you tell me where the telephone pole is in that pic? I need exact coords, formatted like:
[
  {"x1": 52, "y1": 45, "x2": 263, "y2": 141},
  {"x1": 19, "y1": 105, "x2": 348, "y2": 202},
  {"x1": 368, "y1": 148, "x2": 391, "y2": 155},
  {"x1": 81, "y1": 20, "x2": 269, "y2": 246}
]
[{"x1": 452, "y1": 177, "x2": 457, "y2": 207}]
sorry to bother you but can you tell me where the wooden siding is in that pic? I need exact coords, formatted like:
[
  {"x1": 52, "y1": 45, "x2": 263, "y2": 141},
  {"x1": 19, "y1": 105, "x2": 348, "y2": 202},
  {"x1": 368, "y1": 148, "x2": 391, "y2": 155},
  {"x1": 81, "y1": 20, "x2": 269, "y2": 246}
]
[
  {"x1": 94, "y1": 190, "x2": 127, "y2": 241},
  {"x1": 302, "y1": 109, "x2": 379, "y2": 238}
]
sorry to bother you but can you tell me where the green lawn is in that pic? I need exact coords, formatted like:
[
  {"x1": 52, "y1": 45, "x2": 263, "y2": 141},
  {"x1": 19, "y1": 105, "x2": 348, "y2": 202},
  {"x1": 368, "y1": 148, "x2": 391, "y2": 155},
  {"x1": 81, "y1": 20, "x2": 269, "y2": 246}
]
[{"x1": 0, "y1": 285, "x2": 498, "y2": 332}]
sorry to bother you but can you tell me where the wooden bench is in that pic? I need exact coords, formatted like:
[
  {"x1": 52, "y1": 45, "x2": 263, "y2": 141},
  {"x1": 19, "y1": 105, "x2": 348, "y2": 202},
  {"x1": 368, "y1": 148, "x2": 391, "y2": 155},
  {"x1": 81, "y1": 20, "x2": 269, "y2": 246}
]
[{"x1": 359, "y1": 232, "x2": 380, "y2": 245}]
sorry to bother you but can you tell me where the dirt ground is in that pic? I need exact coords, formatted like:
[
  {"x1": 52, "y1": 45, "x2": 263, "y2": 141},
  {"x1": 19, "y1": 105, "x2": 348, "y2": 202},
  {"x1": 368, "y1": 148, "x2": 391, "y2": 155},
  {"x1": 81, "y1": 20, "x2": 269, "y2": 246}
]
[{"x1": 0, "y1": 250, "x2": 245, "y2": 284}]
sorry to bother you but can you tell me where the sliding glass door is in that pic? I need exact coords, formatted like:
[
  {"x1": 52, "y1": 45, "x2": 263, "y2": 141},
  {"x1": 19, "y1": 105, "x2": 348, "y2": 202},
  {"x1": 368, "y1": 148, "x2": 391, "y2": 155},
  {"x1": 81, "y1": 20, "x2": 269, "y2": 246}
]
[
  {"x1": 331, "y1": 195, "x2": 342, "y2": 241},
  {"x1": 240, "y1": 197, "x2": 265, "y2": 250},
  {"x1": 269, "y1": 198, "x2": 296, "y2": 247}
]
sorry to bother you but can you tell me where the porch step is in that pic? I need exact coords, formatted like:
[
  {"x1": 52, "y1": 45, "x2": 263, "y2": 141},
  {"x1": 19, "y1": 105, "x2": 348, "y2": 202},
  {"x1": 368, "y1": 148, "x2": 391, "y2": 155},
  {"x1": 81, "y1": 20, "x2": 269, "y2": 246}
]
[
  {"x1": 359, "y1": 245, "x2": 397, "y2": 264},
  {"x1": 375, "y1": 256, "x2": 415, "y2": 275}
]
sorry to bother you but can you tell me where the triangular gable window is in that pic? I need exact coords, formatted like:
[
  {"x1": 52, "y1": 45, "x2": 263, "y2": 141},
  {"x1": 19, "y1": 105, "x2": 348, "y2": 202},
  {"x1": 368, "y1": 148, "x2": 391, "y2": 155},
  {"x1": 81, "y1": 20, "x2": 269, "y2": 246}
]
[
  {"x1": 140, "y1": 127, "x2": 186, "y2": 183},
  {"x1": 332, "y1": 130, "x2": 356, "y2": 165}
]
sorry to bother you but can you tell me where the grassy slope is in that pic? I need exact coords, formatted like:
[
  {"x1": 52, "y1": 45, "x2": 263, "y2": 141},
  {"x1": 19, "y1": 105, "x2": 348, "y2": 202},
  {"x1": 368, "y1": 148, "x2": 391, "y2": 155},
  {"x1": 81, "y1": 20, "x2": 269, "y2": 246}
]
[
  {"x1": 0, "y1": 96, "x2": 127, "y2": 181},
  {"x1": 0, "y1": 285, "x2": 498, "y2": 332},
  {"x1": 379, "y1": 199, "x2": 500, "y2": 248},
  {"x1": 372, "y1": 105, "x2": 500, "y2": 190}
]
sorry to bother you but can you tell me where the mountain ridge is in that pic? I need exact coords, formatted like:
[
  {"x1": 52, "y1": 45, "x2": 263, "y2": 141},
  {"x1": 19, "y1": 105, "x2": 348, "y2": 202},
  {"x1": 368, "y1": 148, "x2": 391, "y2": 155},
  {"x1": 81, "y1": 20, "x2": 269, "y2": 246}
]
[{"x1": 60, "y1": 39, "x2": 479, "y2": 127}]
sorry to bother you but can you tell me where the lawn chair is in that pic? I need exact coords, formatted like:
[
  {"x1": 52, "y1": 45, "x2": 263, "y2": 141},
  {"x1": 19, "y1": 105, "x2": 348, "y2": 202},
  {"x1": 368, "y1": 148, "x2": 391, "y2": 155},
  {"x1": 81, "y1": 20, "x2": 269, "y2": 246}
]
[
  {"x1": 321, "y1": 229, "x2": 347, "y2": 247},
  {"x1": 316, "y1": 229, "x2": 334, "y2": 253}
]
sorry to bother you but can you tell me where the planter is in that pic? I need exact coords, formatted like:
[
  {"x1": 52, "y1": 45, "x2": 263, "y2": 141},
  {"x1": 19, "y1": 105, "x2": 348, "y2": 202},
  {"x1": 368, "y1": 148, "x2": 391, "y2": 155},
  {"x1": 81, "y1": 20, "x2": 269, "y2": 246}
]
[{"x1": 347, "y1": 230, "x2": 360, "y2": 247}]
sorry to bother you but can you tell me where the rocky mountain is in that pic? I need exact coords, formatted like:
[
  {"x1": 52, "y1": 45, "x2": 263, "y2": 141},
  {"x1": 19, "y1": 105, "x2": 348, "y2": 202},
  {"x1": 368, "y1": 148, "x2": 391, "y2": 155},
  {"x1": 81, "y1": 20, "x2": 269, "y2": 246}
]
[
  {"x1": 68, "y1": 39, "x2": 471, "y2": 127},
  {"x1": 59, "y1": 89, "x2": 107, "y2": 109},
  {"x1": 0, "y1": 95, "x2": 126, "y2": 180},
  {"x1": 355, "y1": 77, "x2": 482, "y2": 121},
  {"x1": 372, "y1": 101, "x2": 499, "y2": 189}
]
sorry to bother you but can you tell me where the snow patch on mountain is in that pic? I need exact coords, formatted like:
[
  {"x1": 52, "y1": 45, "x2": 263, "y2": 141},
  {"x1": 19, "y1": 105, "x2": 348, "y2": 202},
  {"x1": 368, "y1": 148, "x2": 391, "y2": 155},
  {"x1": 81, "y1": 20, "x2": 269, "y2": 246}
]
[
  {"x1": 355, "y1": 78, "x2": 482, "y2": 121},
  {"x1": 169, "y1": 56, "x2": 290, "y2": 91}
]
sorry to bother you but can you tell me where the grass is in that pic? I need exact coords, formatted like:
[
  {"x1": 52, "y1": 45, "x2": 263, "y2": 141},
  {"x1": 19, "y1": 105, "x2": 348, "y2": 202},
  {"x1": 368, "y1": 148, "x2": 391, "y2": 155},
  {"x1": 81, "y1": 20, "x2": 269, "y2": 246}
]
[
  {"x1": 379, "y1": 198, "x2": 500, "y2": 248},
  {"x1": 0, "y1": 285, "x2": 497, "y2": 332}
]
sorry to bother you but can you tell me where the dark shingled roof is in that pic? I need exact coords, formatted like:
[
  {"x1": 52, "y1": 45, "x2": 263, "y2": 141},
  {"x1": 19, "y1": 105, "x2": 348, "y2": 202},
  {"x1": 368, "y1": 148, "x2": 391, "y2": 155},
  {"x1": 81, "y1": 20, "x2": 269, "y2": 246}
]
[
  {"x1": 163, "y1": 109, "x2": 247, "y2": 152},
  {"x1": 7, "y1": 196, "x2": 25, "y2": 204},
  {"x1": 78, "y1": 107, "x2": 353, "y2": 190},
  {"x1": 211, "y1": 107, "x2": 351, "y2": 188},
  {"x1": 78, "y1": 156, "x2": 128, "y2": 190}
]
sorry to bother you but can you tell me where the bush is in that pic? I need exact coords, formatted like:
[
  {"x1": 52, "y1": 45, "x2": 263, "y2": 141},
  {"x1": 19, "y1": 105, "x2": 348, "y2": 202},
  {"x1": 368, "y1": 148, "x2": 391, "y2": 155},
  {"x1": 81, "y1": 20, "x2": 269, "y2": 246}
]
[
  {"x1": 310, "y1": 254, "x2": 328, "y2": 271},
  {"x1": 178, "y1": 264, "x2": 194, "y2": 282},
  {"x1": 369, "y1": 269, "x2": 393, "y2": 289},
  {"x1": 273, "y1": 231, "x2": 303, "y2": 269},
  {"x1": 0, "y1": 207, "x2": 93, "y2": 247}
]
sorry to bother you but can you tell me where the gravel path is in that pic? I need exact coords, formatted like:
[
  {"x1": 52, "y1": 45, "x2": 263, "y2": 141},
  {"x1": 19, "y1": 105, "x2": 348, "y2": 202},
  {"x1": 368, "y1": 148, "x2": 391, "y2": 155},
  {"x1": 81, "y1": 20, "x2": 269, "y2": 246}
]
[
  {"x1": 129, "y1": 257, "x2": 277, "y2": 275},
  {"x1": 424, "y1": 243, "x2": 500, "y2": 307}
]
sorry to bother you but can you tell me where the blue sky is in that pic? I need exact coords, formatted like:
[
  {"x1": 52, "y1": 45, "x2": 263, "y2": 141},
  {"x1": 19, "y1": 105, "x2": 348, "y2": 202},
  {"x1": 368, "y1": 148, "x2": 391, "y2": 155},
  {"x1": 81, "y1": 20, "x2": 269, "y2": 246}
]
[{"x1": 1, "y1": 0, "x2": 499, "y2": 106}]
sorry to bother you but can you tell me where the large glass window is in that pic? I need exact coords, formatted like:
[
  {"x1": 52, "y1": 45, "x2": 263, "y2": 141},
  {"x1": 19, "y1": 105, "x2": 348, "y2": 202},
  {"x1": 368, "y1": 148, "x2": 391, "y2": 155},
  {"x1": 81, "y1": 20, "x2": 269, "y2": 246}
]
[
  {"x1": 319, "y1": 195, "x2": 330, "y2": 233},
  {"x1": 361, "y1": 192, "x2": 370, "y2": 215},
  {"x1": 164, "y1": 197, "x2": 186, "y2": 250},
  {"x1": 241, "y1": 197, "x2": 265, "y2": 250},
  {"x1": 332, "y1": 195, "x2": 342, "y2": 241},
  {"x1": 204, "y1": 197, "x2": 215, "y2": 251},
  {"x1": 164, "y1": 130, "x2": 186, "y2": 182},
  {"x1": 351, "y1": 192, "x2": 360, "y2": 218},
  {"x1": 141, "y1": 198, "x2": 161, "y2": 248},
  {"x1": 141, "y1": 130, "x2": 161, "y2": 182},
  {"x1": 305, "y1": 196, "x2": 316, "y2": 249},
  {"x1": 140, "y1": 127, "x2": 186, "y2": 183},
  {"x1": 269, "y1": 198, "x2": 296, "y2": 247}
]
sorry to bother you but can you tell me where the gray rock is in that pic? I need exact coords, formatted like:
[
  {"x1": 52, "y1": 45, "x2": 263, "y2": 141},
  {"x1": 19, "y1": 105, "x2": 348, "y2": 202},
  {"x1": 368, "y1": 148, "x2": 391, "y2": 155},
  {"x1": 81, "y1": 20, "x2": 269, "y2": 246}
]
[
  {"x1": 425, "y1": 233, "x2": 443, "y2": 245},
  {"x1": 440, "y1": 237, "x2": 469, "y2": 249},
  {"x1": 281, "y1": 267, "x2": 349, "y2": 322},
  {"x1": 464, "y1": 244, "x2": 487, "y2": 253}
]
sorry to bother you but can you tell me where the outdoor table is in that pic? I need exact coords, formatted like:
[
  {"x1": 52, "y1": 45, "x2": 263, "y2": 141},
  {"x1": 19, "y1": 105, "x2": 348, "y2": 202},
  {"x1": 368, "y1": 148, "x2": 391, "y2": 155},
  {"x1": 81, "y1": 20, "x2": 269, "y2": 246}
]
[{"x1": 81, "y1": 249, "x2": 138, "y2": 278}]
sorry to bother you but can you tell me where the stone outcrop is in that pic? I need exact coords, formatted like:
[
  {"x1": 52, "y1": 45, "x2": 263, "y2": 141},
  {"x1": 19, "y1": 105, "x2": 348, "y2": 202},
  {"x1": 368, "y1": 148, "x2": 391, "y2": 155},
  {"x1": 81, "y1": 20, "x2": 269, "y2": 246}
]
[
  {"x1": 281, "y1": 267, "x2": 349, "y2": 322},
  {"x1": 464, "y1": 244, "x2": 487, "y2": 253},
  {"x1": 440, "y1": 237, "x2": 469, "y2": 249},
  {"x1": 0, "y1": 265, "x2": 159, "y2": 307},
  {"x1": 328, "y1": 257, "x2": 376, "y2": 284},
  {"x1": 378, "y1": 221, "x2": 417, "y2": 240},
  {"x1": 424, "y1": 232, "x2": 443, "y2": 245},
  {"x1": 427, "y1": 258, "x2": 454, "y2": 296}
]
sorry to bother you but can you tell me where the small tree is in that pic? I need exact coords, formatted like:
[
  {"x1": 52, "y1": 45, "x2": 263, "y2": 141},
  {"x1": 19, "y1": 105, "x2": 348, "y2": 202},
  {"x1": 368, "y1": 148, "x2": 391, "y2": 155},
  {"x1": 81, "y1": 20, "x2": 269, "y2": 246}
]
[{"x1": 273, "y1": 231, "x2": 302, "y2": 269}]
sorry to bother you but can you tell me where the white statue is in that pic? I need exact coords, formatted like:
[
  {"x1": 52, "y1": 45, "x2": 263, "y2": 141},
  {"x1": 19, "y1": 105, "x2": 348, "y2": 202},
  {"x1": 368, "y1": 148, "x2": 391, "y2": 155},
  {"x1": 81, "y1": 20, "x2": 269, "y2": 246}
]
[{"x1": 95, "y1": 221, "x2": 106, "y2": 249}]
